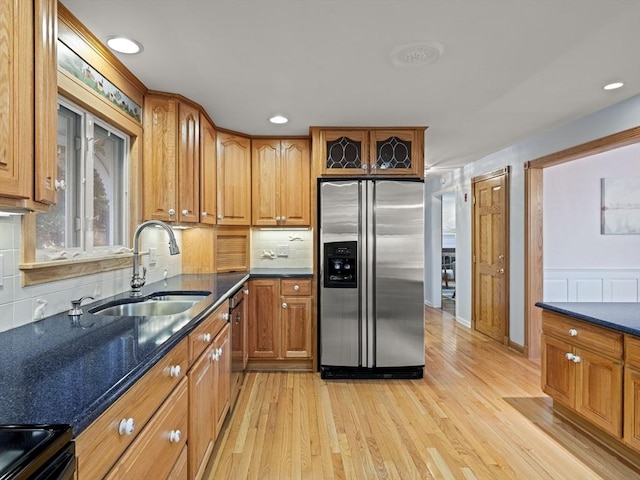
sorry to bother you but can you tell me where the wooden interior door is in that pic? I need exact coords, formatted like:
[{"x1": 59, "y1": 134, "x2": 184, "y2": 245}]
[{"x1": 472, "y1": 168, "x2": 509, "y2": 343}]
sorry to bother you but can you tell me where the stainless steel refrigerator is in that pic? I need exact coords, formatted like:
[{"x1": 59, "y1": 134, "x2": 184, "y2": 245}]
[{"x1": 319, "y1": 179, "x2": 424, "y2": 379}]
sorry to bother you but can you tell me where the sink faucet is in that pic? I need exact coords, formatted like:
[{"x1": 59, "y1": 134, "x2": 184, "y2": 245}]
[{"x1": 131, "y1": 220, "x2": 180, "y2": 297}]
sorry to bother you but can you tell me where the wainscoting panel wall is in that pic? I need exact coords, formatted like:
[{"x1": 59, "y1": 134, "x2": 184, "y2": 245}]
[{"x1": 544, "y1": 269, "x2": 640, "y2": 302}]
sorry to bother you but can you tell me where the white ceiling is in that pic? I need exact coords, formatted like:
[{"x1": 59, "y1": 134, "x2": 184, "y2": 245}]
[{"x1": 60, "y1": 0, "x2": 640, "y2": 171}]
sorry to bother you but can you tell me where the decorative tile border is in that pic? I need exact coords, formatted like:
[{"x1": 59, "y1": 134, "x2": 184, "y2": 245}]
[{"x1": 57, "y1": 40, "x2": 142, "y2": 123}]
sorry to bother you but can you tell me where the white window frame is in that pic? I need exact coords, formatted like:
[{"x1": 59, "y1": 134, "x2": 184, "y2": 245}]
[{"x1": 36, "y1": 97, "x2": 130, "y2": 261}]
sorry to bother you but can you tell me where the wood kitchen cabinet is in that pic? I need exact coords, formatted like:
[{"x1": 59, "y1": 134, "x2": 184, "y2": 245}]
[
  {"x1": 187, "y1": 301, "x2": 230, "y2": 480},
  {"x1": 143, "y1": 93, "x2": 200, "y2": 223},
  {"x1": 624, "y1": 335, "x2": 640, "y2": 451},
  {"x1": 104, "y1": 378, "x2": 188, "y2": 480},
  {"x1": 248, "y1": 278, "x2": 312, "y2": 368},
  {"x1": 216, "y1": 131, "x2": 251, "y2": 225},
  {"x1": 199, "y1": 113, "x2": 217, "y2": 225},
  {"x1": 75, "y1": 338, "x2": 190, "y2": 480},
  {"x1": 0, "y1": 0, "x2": 57, "y2": 211},
  {"x1": 541, "y1": 310, "x2": 623, "y2": 438},
  {"x1": 252, "y1": 138, "x2": 310, "y2": 226},
  {"x1": 310, "y1": 127, "x2": 426, "y2": 179}
]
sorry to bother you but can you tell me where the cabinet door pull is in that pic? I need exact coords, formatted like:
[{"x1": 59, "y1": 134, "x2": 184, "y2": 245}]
[
  {"x1": 282, "y1": 303, "x2": 288, "y2": 309},
  {"x1": 169, "y1": 430, "x2": 182, "y2": 443},
  {"x1": 568, "y1": 328, "x2": 578, "y2": 337}
]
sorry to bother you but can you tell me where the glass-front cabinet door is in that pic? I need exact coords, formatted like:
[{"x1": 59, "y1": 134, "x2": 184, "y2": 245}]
[
  {"x1": 369, "y1": 129, "x2": 422, "y2": 177},
  {"x1": 321, "y1": 130, "x2": 369, "y2": 176},
  {"x1": 315, "y1": 127, "x2": 425, "y2": 178}
]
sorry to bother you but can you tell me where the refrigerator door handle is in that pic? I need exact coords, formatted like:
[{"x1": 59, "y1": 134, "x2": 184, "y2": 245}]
[
  {"x1": 366, "y1": 181, "x2": 376, "y2": 368},
  {"x1": 358, "y1": 180, "x2": 367, "y2": 367}
]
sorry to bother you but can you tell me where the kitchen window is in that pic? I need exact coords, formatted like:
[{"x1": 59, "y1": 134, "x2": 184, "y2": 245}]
[{"x1": 35, "y1": 98, "x2": 130, "y2": 260}]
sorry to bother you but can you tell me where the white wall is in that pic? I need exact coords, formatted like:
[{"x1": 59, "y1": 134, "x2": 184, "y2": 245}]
[
  {"x1": 425, "y1": 94, "x2": 640, "y2": 346},
  {"x1": 543, "y1": 143, "x2": 640, "y2": 302},
  {"x1": 0, "y1": 215, "x2": 182, "y2": 333},
  {"x1": 544, "y1": 143, "x2": 640, "y2": 268}
]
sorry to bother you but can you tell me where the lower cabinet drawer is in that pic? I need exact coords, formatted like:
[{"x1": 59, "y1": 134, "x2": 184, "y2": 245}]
[
  {"x1": 625, "y1": 335, "x2": 640, "y2": 369},
  {"x1": 280, "y1": 278, "x2": 312, "y2": 296},
  {"x1": 105, "y1": 378, "x2": 188, "y2": 479},
  {"x1": 75, "y1": 338, "x2": 189, "y2": 480},
  {"x1": 541, "y1": 311, "x2": 623, "y2": 359}
]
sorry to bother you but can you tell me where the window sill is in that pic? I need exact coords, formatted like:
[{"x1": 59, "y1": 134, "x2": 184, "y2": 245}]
[{"x1": 20, "y1": 253, "x2": 134, "y2": 287}]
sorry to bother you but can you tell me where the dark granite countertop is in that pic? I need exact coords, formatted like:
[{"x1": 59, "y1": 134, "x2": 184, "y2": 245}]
[
  {"x1": 535, "y1": 302, "x2": 640, "y2": 336},
  {"x1": 0, "y1": 272, "x2": 249, "y2": 435},
  {"x1": 249, "y1": 268, "x2": 313, "y2": 278}
]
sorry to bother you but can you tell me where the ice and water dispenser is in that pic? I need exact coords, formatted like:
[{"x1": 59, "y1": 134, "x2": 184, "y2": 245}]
[{"x1": 323, "y1": 241, "x2": 357, "y2": 288}]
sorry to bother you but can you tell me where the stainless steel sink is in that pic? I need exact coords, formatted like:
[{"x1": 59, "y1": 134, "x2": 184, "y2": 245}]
[{"x1": 89, "y1": 291, "x2": 210, "y2": 317}]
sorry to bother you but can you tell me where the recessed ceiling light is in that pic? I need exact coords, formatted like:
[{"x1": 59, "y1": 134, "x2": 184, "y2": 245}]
[
  {"x1": 106, "y1": 37, "x2": 143, "y2": 55},
  {"x1": 603, "y1": 82, "x2": 624, "y2": 91},
  {"x1": 269, "y1": 115, "x2": 288, "y2": 124}
]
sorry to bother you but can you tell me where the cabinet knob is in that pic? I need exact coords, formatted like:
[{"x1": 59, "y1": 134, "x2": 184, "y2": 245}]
[
  {"x1": 565, "y1": 352, "x2": 581, "y2": 363},
  {"x1": 211, "y1": 351, "x2": 219, "y2": 361},
  {"x1": 169, "y1": 430, "x2": 182, "y2": 443},
  {"x1": 169, "y1": 365, "x2": 182, "y2": 378},
  {"x1": 281, "y1": 216, "x2": 287, "y2": 222},
  {"x1": 54, "y1": 179, "x2": 66, "y2": 191},
  {"x1": 181, "y1": 209, "x2": 189, "y2": 216},
  {"x1": 202, "y1": 211, "x2": 208, "y2": 217},
  {"x1": 371, "y1": 165, "x2": 378, "y2": 171},
  {"x1": 243, "y1": 289, "x2": 249, "y2": 295},
  {"x1": 362, "y1": 165, "x2": 369, "y2": 171},
  {"x1": 217, "y1": 214, "x2": 223, "y2": 220},
  {"x1": 118, "y1": 418, "x2": 135, "y2": 436},
  {"x1": 168, "y1": 209, "x2": 176, "y2": 216},
  {"x1": 276, "y1": 216, "x2": 281, "y2": 222},
  {"x1": 293, "y1": 285, "x2": 300, "y2": 291},
  {"x1": 217, "y1": 347, "x2": 223, "y2": 356},
  {"x1": 568, "y1": 328, "x2": 578, "y2": 337},
  {"x1": 202, "y1": 333, "x2": 211, "y2": 343},
  {"x1": 222, "y1": 312, "x2": 230, "y2": 321},
  {"x1": 282, "y1": 302, "x2": 288, "y2": 309}
]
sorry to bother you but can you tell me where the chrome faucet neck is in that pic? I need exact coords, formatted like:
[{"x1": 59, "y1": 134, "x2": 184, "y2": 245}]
[{"x1": 130, "y1": 220, "x2": 180, "y2": 297}]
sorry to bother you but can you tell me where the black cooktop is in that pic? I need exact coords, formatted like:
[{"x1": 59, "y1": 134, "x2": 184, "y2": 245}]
[{"x1": 0, "y1": 425, "x2": 72, "y2": 480}]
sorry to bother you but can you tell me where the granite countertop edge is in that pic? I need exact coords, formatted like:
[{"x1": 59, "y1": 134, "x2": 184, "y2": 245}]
[{"x1": 535, "y1": 301, "x2": 640, "y2": 336}]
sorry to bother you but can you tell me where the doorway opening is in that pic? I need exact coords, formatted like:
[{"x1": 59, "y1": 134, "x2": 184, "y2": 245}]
[{"x1": 441, "y1": 192, "x2": 456, "y2": 315}]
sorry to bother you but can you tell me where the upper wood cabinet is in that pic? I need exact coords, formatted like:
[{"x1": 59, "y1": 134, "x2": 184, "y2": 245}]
[
  {"x1": 252, "y1": 138, "x2": 310, "y2": 227},
  {"x1": 199, "y1": 115, "x2": 217, "y2": 225},
  {"x1": 216, "y1": 131, "x2": 251, "y2": 225},
  {"x1": 143, "y1": 93, "x2": 200, "y2": 223},
  {"x1": 311, "y1": 127, "x2": 426, "y2": 179},
  {"x1": 0, "y1": 0, "x2": 57, "y2": 211}
]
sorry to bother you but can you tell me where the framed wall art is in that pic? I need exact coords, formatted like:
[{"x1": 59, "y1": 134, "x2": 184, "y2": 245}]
[{"x1": 601, "y1": 177, "x2": 640, "y2": 234}]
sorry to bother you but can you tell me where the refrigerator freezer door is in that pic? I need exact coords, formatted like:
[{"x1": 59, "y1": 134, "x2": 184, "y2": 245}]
[
  {"x1": 373, "y1": 181, "x2": 425, "y2": 367},
  {"x1": 320, "y1": 181, "x2": 362, "y2": 367}
]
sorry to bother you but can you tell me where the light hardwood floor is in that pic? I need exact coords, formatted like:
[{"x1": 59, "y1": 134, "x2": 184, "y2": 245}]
[{"x1": 206, "y1": 307, "x2": 640, "y2": 479}]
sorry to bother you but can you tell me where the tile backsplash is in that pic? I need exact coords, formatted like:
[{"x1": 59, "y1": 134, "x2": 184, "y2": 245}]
[
  {"x1": 0, "y1": 216, "x2": 182, "y2": 333},
  {"x1": 250, "y1": 228, "x2": 313, "y2": 269}
]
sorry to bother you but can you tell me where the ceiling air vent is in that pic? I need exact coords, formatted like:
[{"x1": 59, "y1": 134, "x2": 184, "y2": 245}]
[{"x1": 390, "y1": 42, "x2": 444, "y2": 68}]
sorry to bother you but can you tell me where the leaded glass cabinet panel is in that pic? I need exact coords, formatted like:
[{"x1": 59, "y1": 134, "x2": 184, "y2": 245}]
[
  {"x1": 320, "y1": 130, "x2": 369, "y2": 176},
  {"x1": 369, "y1": 129, "x2": 422, "y2": 176}
]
